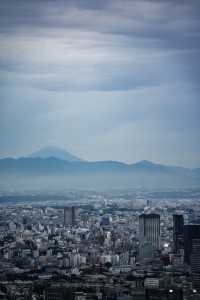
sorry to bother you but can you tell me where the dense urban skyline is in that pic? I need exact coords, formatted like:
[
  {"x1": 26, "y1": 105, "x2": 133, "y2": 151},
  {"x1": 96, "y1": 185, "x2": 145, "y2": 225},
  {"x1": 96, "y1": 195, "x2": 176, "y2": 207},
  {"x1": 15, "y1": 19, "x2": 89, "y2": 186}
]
[{"x1": 0, "y1": 0, "x2": 200, "y2": 167}]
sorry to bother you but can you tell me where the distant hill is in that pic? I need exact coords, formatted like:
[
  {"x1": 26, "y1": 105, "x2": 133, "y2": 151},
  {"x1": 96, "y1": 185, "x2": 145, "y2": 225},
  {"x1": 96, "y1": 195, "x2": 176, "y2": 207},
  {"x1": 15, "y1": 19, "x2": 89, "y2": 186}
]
[
  {"x1": 131, "y1": 160, "x2": 189, "y2": 174},
  {"x1": 0, "y1": 157, "x2": 199, "y2": 190},
  {"x1": 0, "y1": 157, "x2": 198, "y2": 176},
  {"x1": 30, "y1": 146, "x2": 84, "y2": 162},
  {"x1": 0, "y1": 157, "x2": 129, "y2": 174}
]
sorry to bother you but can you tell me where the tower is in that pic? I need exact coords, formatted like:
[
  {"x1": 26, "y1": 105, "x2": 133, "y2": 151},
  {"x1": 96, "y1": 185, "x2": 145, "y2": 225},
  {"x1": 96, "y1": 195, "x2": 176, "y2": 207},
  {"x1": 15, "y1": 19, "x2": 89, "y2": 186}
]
[
  {"x1": 191, "y1": 239, "x2": 200, "y2": 292},
  {"x1": 139, "y1": 214, "x2": 160, "y2": 251},
  {"x1": 173, "y1": 214, "x2": 184, "y2": 254},
  {"x1": 184, "y1": 224, "x2": 200, "y2": 264},
  {"x1": 64, "y1": 207, "x2": 78, "y2": 227}
]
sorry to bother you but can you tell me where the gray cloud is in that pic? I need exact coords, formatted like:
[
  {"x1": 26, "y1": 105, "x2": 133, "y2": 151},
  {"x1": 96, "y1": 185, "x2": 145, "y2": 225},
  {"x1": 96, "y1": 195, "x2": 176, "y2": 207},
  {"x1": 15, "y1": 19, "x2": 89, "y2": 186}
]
[{"x1": 0, "y1": 0, "x2": 200, "y2": 167}]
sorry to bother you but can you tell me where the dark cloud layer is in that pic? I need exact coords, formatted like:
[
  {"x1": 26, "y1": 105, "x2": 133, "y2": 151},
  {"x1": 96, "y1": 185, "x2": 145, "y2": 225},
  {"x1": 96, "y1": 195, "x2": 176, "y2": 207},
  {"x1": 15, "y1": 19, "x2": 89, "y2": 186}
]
[{"x1": 0, "y1": 0, "x2": 200, "y2": 167}]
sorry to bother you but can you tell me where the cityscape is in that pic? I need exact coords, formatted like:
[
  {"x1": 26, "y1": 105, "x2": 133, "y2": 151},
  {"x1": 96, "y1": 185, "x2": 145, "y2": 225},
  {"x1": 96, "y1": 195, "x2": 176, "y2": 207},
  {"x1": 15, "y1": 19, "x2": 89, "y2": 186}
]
[
  {"x1": 0, "y1": 189, "x2": 200, "y2": 299},
  {"x1": 1, "y1": 0, "x2": 200, "y2": 299}
]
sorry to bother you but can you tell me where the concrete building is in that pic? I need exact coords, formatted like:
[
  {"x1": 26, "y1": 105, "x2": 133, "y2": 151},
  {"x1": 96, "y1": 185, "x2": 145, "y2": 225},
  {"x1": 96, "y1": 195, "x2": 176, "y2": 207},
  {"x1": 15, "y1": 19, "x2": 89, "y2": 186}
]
[
  {"x1": 191, "y1": 239, "x2": 200, "y2": 292},
  {"x1": 184, "y1": 225, "x2": 200, "y2": 264},
  {"x1": 173, "y1": 214, "x2": 184, "y2": 254},
  {"x1": 64, "y1": 207, "x2": 78, "y2": 227},
  {"x1": 139, "y1": 214, "x2": 160, "y2": 251}
]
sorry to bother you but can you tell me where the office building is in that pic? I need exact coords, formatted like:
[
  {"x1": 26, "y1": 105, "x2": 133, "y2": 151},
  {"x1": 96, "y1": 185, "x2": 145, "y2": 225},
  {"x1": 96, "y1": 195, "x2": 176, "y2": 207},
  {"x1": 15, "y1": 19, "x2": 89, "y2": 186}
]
[
  {"x1": 64, "y1": 207, "x2": 78, "y2": 227},
  {"x1": 184, "y1": 225, "x2": 200, "y2": 264},
  {"x1": 139, "y1": 214, "x2": 160, "y2": 251},
  {"x1": 100, "y1": 214, "x2": 112, "y2": 227},
  {"x1": 173, "y1": 215, "x2": 184, "y2": 254},
  {"x1": 191, "y1": 239, "x2": 200, "y2": 292}
]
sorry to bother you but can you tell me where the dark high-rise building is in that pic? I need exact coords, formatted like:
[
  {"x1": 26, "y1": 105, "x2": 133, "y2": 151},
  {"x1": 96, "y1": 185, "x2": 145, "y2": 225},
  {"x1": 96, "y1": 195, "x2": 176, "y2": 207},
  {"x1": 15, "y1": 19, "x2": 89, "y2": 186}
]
[
  {"x1": 173, "y1": 215, "x2": 184, "y2": 254},
  {"x1": 191, "y1": 239, "x2": 200, "y2": 292},
  {"x1": 64, "y1": 207, "x2": 78, "y2": 227},
  {"x1": 139, "y1": 214, "x2": 160, "y2": 251},
  {"x1": 184, "y1": 225, "x2": 200, "y2": 264}
]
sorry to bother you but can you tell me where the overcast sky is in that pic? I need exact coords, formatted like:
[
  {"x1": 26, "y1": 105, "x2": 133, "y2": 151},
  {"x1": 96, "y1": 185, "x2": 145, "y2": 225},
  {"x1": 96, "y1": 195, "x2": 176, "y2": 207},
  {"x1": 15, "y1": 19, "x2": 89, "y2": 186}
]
[{"x1": 0, "y1": 0, "x2": 200, "y2": 167}]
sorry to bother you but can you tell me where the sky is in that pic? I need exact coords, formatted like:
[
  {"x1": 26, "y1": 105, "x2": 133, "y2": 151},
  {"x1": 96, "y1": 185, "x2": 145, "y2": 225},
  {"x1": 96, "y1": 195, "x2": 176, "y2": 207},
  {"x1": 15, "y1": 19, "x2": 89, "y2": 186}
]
[{"x1": 0, "y1": 0, "x2": 200, "y2": 168}]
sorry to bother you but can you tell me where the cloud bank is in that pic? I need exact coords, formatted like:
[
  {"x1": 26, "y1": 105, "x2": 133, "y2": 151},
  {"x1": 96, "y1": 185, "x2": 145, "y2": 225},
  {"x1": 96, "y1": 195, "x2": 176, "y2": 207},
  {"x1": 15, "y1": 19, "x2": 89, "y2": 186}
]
[{"x1": 0, "y1": 0, "x2": 200, "y2": 167}]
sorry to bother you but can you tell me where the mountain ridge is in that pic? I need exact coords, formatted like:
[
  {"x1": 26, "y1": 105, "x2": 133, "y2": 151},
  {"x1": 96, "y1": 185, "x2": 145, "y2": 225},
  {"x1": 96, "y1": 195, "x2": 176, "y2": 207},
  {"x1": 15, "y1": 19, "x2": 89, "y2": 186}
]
[
  {"x1": 0, "y1": 156, "x2": 198, "y2": 174},
  {"x1": 0, "y1": 156, "x2": 199, "y2": 190},
  {"x1": 29, "y1": 146, "x2": 84, "y2": 162}
]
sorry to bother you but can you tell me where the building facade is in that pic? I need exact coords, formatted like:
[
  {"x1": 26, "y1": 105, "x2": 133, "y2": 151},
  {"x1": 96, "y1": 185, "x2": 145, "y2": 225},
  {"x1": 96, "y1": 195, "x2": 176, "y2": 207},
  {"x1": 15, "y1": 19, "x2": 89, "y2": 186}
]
[
  {"x1": 139, "y1": 214, "x2": 160, "y2": 251},
  {"x1": 173, "y1": 214, "x2": 184, "y2": 254},
  {"x1": 64, "y1": 207, "x2": 78, "y2": 227},
  {"x1": 184, "y1": 225, "x2": 200, "y2": 265}
]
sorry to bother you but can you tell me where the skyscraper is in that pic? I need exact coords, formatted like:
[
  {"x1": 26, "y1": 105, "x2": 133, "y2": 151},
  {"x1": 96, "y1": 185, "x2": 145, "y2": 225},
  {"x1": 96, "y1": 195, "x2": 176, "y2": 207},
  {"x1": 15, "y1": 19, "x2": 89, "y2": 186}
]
[
  {"x1": 139, "y1": 214, "x2": 160, "y2": 251},
  {"x1": 64, "y1": 207, "x2": 78, "y2": 227},
  {"x1": 191, "y1": 239, "x2": 200, "y2": 292},
  {"x1": 184, "y1": 224, "x2": 200, "y2": 264},
  {"x1": 173, "y1": 215, "x2": 184, "y2": 254}
]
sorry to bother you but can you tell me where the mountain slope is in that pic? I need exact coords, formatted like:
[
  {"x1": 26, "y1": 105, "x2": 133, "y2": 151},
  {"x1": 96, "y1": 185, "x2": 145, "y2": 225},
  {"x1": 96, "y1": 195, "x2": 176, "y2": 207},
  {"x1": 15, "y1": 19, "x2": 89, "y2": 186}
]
[
  {"x1": 30, "y1": 146, "x2": 83, "y2": 162},
  {"x1": 130, "y1": 160, "x2": 189, "y2": 174},
  {"x1": 0, "y1": 158, "x2": 199, "y2": 190},
  {"x1": 0, "y1": 158, "x2": 129, "y2": 174},
  {"x1": 0, "y1": 157, "x2": 196, "y2": 175}
]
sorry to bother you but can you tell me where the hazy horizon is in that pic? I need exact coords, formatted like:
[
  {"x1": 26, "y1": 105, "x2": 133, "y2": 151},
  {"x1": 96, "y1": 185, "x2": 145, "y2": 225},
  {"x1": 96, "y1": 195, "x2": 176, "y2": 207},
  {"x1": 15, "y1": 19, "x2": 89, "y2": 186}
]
[{"x1": 0, "y1": 145, "x2": 200, "y2": 169}]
